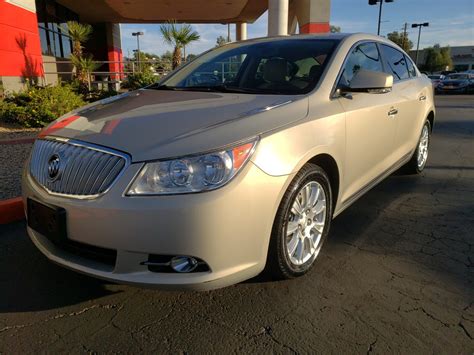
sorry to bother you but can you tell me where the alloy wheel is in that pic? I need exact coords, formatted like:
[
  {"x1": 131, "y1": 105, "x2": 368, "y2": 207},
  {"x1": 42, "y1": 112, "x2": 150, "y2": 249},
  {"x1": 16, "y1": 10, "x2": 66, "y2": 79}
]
[
  {"x1": 285, "y1": 181, "x2": 327, "y2": 266},
  {"x1": 417, "y1": 124, "x2": 429, "y2": 169}
]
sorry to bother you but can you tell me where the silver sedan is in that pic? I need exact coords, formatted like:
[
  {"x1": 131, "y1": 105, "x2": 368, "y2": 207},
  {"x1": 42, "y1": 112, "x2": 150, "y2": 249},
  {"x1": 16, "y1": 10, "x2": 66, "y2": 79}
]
[{"x1": 23, "y1": 33, "x2": 435, "y2": 290}]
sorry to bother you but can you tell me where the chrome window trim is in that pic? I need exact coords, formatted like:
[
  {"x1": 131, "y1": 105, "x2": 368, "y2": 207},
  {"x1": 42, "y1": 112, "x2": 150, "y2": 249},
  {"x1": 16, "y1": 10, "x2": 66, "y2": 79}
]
[{"x1": 29, "y1": 136, "x2": 131, "y2": 200}]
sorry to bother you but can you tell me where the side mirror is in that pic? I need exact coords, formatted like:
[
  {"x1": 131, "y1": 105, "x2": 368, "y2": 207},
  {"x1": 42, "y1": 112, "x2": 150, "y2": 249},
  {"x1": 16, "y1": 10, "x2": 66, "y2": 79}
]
[{"x1": 341, "y1": 69, "x2": 393, "y2": 94}]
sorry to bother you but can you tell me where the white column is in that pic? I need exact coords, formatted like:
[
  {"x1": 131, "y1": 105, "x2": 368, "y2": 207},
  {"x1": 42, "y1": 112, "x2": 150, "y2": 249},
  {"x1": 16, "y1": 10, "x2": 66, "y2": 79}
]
[
  {"x1": 268, "y1": 0, "x2": 289, "y2": 36},
  {"x1": 236, "y1": 22, "x2": 247, "y2": 41}
]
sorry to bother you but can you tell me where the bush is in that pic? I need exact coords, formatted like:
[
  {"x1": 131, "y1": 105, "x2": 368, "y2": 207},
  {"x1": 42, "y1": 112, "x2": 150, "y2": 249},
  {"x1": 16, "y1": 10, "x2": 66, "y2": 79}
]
[
  {"x1": 0, "y1": 84, "x2": 85, "y2": 127},
  {"x1": 122, "y1": 71, "x2": 158, "y2": 90},
  {"x1": 87, "y1": 89, "x2": 119, "y2": 102}
]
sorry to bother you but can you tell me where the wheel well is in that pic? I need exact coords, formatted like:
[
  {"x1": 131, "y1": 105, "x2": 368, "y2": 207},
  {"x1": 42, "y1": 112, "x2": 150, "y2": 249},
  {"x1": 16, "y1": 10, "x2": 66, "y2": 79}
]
[
  {"x1": 427, "y1": 111, "x2": 435, "y2": 131},
  {"x1": 308, "y1": 154, "x2": 340, "y2": 205}
]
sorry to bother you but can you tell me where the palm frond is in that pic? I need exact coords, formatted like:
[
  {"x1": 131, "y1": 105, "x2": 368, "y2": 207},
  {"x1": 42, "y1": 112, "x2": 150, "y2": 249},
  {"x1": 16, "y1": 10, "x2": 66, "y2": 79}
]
[{"x1": 65, "y1": 21, "x2": 93, "y2": 43}]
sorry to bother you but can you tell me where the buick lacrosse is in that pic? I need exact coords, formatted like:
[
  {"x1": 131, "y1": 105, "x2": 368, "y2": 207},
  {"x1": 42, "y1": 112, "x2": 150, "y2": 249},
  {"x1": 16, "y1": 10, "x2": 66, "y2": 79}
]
[{"x1": 23, "y1": 33, "x2": 434, "y2": 290}]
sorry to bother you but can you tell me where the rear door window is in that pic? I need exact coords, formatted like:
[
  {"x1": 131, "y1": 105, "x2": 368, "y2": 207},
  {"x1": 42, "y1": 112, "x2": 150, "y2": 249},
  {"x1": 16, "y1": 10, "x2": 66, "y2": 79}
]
[{"x1": 380, "y1": 44, "x2": 410, "y2": 81}]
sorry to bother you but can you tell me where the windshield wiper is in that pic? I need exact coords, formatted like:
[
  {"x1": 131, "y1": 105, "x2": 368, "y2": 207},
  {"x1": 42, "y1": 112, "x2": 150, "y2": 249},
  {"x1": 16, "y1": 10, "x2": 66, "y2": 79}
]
[
  {"x1": 178, "y1": 85, "x2": 286, "y2": 95},
  {"x1": 149, "y1": 84, "x2": 285, "y2": 95},
  {"x1": 148, "y1": 84, "x2": 180, "y2": 91}
]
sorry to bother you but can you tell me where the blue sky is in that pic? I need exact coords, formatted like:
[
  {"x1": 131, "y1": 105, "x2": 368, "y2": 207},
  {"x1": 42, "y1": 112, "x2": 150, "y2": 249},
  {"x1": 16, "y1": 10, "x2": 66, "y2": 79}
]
[{"x1": 121, "y1": 0, "x2": 474, "y2": 57}]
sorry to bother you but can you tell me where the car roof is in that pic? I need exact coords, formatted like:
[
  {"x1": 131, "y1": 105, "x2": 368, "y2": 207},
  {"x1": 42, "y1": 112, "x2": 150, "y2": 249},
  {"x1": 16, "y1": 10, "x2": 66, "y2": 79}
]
[{"x1": 232, "y1": 33, "x2": 404, "y2": 51}]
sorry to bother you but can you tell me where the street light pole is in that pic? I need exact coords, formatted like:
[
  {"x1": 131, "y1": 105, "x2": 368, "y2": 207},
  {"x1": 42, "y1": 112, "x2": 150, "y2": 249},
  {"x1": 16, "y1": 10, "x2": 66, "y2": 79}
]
[
  {"x1": 402, "y1": 22, "x2": 408, "y2": 50},
  {"x1": 368, "y1": 0, "x2": 394, "y2": 36},
  {"x1": 412, "y1": 22, "x2": 429, "y2": 65},
  {"x1": 377, "y1": 0, "x2": 383, "y2": 35},
  {"x1": 132, "y1": 31, "x2": 144, "y2": 72}
]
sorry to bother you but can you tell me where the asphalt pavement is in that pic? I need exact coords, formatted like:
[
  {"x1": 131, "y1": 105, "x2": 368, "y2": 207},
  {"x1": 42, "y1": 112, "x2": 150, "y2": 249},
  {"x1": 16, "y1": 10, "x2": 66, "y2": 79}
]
[{"x1": 0, "y1": 95, "x2": 473, "y2": 354}]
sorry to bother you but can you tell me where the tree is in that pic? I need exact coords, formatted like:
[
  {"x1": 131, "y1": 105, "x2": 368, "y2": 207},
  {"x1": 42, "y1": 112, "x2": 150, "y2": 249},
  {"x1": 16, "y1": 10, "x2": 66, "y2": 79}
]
[
  {"x1": 64, "y1": 21, "x2": 93, "y2": 58},
  {"x1": 387, "y1": 31, "x2": 413, "y2": 52},
  {"x1": 62, "y1": 21, "x2": 94, "y2": 90},
  {"x1": 330, "y1": 25, "x2": 341, "y2": 33},
  {"x1": 216, "y1": 35, "x2": 228, "y2": 47},
  {"x1": 186, "y1": 54, "x2": 198, "y2": 62},
  {"x1": 420, "y1": 44, "x2": 452, "y2": 73},
  {"x1": 71, "y1": 55, "x2": 99, "y2": 92},
  {"x1": 440, "y1": 46, "x2": 453, "y2": 70},
  {"x1": 160, "y1": 21, "x2": 200, "y2": 69}
]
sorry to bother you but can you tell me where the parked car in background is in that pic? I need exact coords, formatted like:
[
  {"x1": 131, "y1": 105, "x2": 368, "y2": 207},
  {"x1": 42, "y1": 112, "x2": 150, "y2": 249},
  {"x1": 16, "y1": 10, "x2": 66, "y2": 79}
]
[
  {"x1": 440, "y1": 70, "x2": 457, "y2": 76},
  {"x1": 436, "y1": 73, "x2": 474, "y2": 94},
  {"x1": 23, "y1": 33, "x2": 435, "y2": 290},
  {"x1": 428, "y1": 74, "x2": 445, "y2": 88}
]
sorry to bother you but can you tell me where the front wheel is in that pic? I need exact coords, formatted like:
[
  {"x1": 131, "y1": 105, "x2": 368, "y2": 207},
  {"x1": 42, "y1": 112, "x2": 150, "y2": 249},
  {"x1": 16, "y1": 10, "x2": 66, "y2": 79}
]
[
  {"x1": 266, "y1": 163, "x2": 333, "y2": 279},
  {"x1": 402, "y1": 120, "x2": 431, "y2": 174}
]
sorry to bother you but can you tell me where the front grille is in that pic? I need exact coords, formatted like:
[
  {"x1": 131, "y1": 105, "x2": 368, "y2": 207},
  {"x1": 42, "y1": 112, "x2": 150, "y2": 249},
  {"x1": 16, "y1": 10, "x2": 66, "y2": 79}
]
[{"x1": 30, "y1": 139, "x2": 128, "y2": 197}]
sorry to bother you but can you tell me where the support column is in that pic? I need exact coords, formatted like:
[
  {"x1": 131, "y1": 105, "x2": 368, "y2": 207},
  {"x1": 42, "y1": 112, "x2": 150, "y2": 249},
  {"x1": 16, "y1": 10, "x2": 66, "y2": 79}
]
[
  {"x1": 106, "y1": 23, "x2": 123, "y2": 86},
  {"x1": 0, "y1": 0, "x2": 43, "y2": 92},
  {"x1": 294, "y1": 0, "x2": 331, "y2": 34},
  {"x1": 268, "y1": 0, "x2": 289, "y2": 36},
  {"x1": 236, "y1": 22, "x2": 247, "y2": 41}
]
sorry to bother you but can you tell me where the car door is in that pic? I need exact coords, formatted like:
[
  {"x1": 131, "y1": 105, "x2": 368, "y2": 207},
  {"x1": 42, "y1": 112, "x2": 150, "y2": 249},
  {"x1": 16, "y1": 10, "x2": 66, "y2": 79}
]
[
  {"x1": 379, "y1": 44, "x2": 428, "y2": 159},
  {"x1": 336, "y1": 42, "x2": 399, "y2": 203}
]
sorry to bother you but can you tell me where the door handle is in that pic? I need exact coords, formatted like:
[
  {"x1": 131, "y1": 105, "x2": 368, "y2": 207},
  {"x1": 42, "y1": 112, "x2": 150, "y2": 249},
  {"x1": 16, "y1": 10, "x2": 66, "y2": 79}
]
[
  {"x1": 388, "y1": 108, "x2": 398, "y2": 117},
  {"x1": 419, "y1": 95, "x2": 426, "y2": 101}
]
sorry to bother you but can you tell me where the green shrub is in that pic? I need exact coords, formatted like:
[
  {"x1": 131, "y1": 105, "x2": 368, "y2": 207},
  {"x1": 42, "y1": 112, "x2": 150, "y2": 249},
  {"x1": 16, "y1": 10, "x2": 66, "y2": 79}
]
[
  {"x1": 122, "y1": 71, "x2": 158, "y2": 90},
  {"x1": 1, "y1": 84, "x2": 85, "y2": 128},
  {"x1": 87, "y1": 89, "x2": 119, "y2": 102}
]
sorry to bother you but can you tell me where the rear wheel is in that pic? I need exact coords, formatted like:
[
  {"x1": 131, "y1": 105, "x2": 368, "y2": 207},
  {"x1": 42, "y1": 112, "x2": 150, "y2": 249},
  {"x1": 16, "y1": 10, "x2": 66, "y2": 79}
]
[
  {"x1": 402, "y1": 120, "x2": 431, "y2": 174},
  {"x1": 266, "y1": 163, "x2": 333, "y2": 279}
]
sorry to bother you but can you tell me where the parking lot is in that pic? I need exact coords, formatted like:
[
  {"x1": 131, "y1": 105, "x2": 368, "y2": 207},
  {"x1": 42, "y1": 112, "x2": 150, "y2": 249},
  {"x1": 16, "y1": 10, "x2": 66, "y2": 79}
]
[{"x1": 0, "y1": 95, "x2": 472, "y2": 353}]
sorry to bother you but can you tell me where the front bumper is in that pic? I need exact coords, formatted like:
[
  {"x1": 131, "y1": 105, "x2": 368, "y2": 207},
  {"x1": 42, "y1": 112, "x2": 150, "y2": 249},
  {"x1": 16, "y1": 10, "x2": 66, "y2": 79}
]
[
  {"x1": 436, "y1": 86, "x2": 469, "y2": 94},
  {"x1": 22, "y1": 160, "x2": 291, "y2": 291}
]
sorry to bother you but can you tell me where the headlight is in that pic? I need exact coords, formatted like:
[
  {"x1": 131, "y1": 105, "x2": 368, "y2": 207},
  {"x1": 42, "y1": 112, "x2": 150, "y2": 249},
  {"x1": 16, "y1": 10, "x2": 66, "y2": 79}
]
[{"x1": 127, "y1": 139, "x2": 258, "y2": 195}]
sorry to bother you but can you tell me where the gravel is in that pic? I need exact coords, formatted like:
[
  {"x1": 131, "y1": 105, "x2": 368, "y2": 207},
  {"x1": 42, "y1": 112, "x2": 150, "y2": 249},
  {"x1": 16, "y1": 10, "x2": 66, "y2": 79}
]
[
  {"x1": 0, "y1": 142, "x2": 33, "y2": 200},
  {"x1": 0, "y1": 123, "x2": 38, "y2": 200}
]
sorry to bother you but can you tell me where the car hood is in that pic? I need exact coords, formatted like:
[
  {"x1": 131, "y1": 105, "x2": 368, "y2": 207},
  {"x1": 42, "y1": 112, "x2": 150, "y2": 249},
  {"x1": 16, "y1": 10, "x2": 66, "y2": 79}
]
[{"x1": 39, "y1": 89, "x2": 308, "y2": 162}]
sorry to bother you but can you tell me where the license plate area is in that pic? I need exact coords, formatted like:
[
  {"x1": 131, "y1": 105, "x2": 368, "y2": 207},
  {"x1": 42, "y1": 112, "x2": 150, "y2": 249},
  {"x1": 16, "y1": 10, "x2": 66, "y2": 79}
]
[{"x1": 27, "y1": 198, "x2": 67, "y2": 244}]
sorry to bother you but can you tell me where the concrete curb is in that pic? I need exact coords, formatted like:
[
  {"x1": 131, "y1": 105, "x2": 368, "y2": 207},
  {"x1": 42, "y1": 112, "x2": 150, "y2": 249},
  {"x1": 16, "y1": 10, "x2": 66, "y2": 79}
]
[
  {"x1": 0, "y1": 197, "x2": 25, "y2": 224},
  {"x1": 0, "y1": 136, "x2": 33, "y2": 224}
]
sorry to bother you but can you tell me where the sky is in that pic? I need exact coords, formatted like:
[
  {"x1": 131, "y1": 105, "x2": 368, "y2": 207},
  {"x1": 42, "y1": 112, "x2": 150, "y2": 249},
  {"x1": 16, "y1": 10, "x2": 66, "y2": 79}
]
[{"x1": 120, "y1": 0, "x2": 474, "y2": 57}]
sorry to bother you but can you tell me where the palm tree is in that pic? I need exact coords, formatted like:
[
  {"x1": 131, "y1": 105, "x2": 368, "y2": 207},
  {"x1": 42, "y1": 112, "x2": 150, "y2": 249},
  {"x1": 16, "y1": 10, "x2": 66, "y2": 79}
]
[
  {"x1": 62, "y1": 21, "x2": 93, "y2": 89},
  {"x1": 71, "y1": 54, "x2": 99, "y2": 92},
  {"x1": 64, "y1": 21, "x2": 93, "y2": 58},
  {"x1": 160, "y1": 21, "x2": 200, "y2": 69}
]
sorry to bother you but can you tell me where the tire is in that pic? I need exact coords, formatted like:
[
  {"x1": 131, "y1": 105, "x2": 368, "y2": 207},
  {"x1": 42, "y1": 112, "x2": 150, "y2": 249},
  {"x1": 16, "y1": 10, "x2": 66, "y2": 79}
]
[
  {"x1": 402, "y1": 120, "x2": 431, "y2": 174},
  {"x1": 266, "y1": 163, "x2": 333, "y2": 280}
]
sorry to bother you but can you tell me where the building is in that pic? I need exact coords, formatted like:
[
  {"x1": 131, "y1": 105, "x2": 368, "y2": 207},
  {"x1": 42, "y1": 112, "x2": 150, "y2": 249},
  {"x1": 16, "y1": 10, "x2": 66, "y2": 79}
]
[
  {"x1": 409, "y1": 46, "x2": 474, "y2": 72},
  {"x1": 0, "y1": 0, "x2": 331, "y2": 92}
]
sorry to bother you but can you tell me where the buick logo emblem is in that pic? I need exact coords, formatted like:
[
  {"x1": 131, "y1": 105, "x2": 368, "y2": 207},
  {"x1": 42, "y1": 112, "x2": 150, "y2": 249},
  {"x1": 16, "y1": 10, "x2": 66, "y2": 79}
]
[{"x1": 47, "y1": 154, "x2": 62, "y2": 181}]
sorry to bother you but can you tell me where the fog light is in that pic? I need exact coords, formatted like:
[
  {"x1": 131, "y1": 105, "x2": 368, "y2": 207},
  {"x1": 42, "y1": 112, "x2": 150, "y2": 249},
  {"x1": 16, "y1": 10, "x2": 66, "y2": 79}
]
[{"x1": 170, "y1": 256, "x2": 198, "y2": 273}]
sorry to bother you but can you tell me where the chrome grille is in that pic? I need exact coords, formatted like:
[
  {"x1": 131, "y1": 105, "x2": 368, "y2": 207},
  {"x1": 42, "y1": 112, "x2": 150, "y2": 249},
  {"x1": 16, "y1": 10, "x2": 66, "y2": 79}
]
[{"x1": 30, "y1": 138, "x2": 128, "y2": 197}]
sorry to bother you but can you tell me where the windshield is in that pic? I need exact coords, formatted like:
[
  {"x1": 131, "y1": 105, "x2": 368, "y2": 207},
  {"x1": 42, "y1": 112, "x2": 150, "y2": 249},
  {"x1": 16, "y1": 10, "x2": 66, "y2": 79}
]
[
  {"x1": 428, "y1": 75, "x2": 441, "y2": 79},
  {"x1": 155, "y1": 38, "x2": 339, "y2": 95},
  {"x1": 446, "y1": 74, "x2": 468, "y2": 80}
]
